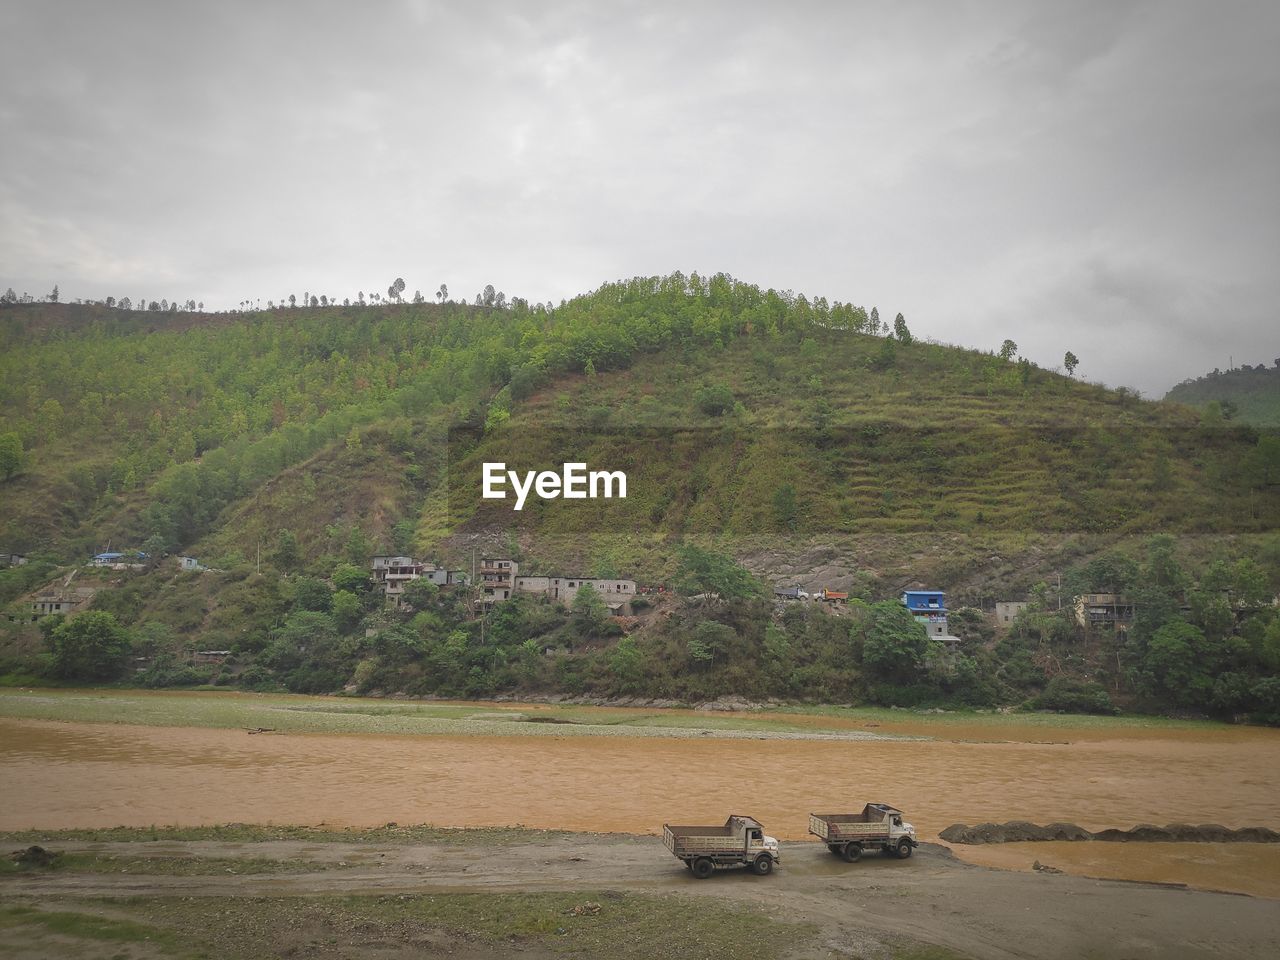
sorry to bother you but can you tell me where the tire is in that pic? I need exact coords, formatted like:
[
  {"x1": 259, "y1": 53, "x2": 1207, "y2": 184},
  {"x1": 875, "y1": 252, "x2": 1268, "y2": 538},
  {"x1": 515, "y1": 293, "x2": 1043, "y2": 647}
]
[
  {"x1": 752, "y1": 853, "x2": 774, "y2": 876},
  {"x1": 691, "y1": 858, "x2": 714, "y2": 880},
  {"x1": 895, "y1": 840, "x2": 914, "y2": 859},
  {"x1": 842, "y1": 842, "x2": 862, "y2": 863}
]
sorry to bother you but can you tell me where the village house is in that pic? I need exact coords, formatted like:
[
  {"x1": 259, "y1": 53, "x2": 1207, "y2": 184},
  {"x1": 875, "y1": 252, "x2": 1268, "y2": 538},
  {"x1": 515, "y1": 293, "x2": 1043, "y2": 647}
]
[
  {"x1": 995, "y1": 600, "x2": 1029, "y2": 625},
  {"x1": 192, "y1": 650, "x2": 231, "y2": 665},
  {"x1": 475, "y1": 558, "x2": 637, "y2": 614},
  {"x1": 90, "y1": 551, "x2": 146, "y2": 570},
  {"x1": 370, "y1": 555, "x2": 468, "y2": 600},
  {"x1": 371, "y1": 555, "x2": 424, "y2": 598},
  {"x1": 0, "y1": 553, "x2": 27, "y2": 568},
  {"x1": 479, "y1": 557, "x2": 518, "y2": 605},
  {"x1": 514, "y1": 574, "x2": 637, "y2": 614},
  {"x1": 1073, "y1": 593, "x2": 1136, "y2": 630},
  {"x1": 27, "y1": 587, "x2": 96, "y2": 621},
  {"x1": 902, "y1": 589, "x2": 962, "y2": 648}
]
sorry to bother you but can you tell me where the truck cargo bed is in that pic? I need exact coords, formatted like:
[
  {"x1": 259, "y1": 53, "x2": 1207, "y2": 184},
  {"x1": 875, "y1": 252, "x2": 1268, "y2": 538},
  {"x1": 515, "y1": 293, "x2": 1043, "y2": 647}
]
[
  {"x1": 808, "y1": 804, "x2": 903, "y2": 842},
  {"x1": 663, "y1": 816, "x2": 763, "y2": 857}
]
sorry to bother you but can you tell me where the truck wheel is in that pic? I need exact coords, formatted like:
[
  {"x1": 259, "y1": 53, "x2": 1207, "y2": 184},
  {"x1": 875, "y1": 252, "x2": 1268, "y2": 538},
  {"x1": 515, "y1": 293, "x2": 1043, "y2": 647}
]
[
  {"x1": 895, "y1": 841, "x2": 913, "y2": 859},
  {"x1": 842, "y1": 842, "x2": 862, "y2": 863},
  {"x1": 691, "y1": 858, "x2": 714, "y2": 879},
  {"x1": 752, "y1": 854, "x2": 774, "y2": 876}
]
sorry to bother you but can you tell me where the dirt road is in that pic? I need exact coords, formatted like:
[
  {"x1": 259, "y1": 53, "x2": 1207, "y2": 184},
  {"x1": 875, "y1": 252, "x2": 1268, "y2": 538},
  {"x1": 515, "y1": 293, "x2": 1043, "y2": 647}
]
[{"x1": 5, "y1": 835, "x2": 1278, "y2": 960}]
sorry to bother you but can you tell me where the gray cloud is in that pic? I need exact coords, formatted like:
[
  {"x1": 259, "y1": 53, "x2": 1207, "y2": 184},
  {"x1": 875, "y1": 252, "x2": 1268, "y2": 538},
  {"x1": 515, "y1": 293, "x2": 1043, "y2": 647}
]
[{"x1": 1, "y1": 0, "x2": 1276, "y2": 395}]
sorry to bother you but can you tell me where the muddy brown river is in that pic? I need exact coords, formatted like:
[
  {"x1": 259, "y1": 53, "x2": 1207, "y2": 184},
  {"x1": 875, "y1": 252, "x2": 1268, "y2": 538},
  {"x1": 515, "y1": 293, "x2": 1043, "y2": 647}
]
[{"x1": 3, "y1": 703, "x2": 1279, "y2": 897}]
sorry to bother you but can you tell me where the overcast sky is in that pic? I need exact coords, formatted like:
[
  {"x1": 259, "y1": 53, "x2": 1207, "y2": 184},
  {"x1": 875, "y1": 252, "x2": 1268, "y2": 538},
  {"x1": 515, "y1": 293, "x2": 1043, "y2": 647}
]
[{"x1": 2, "y1": 1, "x2": 1277, "y2": 395}]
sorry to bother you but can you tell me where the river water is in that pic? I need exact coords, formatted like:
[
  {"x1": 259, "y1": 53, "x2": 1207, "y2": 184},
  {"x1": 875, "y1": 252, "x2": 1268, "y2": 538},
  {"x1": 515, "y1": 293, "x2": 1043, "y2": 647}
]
[{"x1": 3, "y1": 701, "x2": 1278, "y2": 896}]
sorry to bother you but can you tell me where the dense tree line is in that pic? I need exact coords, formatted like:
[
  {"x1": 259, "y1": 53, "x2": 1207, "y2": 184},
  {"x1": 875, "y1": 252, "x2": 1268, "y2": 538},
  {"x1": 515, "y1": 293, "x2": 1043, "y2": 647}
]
[{"x1": 5, "y1": 534, "x2": 1277, "y2": 725}]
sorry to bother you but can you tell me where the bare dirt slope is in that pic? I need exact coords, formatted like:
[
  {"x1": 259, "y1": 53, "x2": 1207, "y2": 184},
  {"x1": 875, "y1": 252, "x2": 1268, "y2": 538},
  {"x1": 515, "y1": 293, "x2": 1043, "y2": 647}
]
[{"x1": 4, "y1": 836, "x2": 1278, "y2": 960}]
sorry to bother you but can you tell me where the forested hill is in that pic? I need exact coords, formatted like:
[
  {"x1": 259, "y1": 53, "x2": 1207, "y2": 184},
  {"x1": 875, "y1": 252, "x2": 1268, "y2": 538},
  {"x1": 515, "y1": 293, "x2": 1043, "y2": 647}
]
[
  {"x1": 4, "y1": 274, "x2": 1280, "y2": 721},
  {"x1": 1165, "y1": 362, "x2": 1280, "y2": 427},
  {"x1": 1, "y1": 273, "x2": 1277, "y2": 575}
]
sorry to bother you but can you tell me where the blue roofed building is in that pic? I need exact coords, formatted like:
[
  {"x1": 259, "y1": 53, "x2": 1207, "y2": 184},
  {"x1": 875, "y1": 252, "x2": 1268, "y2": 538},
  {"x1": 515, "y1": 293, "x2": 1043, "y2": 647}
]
[{"x1": 901, "y1": 590, "x2": 960, "y2": 645}]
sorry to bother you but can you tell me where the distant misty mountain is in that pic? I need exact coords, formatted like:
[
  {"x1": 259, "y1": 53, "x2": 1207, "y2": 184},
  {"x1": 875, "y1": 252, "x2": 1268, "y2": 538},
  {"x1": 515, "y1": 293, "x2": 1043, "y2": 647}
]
[{"x1": 1165, "y1": 361, "x2": 1280, "y2": 427}]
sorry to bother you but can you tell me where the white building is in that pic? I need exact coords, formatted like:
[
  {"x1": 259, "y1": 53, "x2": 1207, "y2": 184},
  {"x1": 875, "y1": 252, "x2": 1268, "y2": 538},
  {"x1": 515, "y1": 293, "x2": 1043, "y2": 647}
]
[{"x1": 514, "y1": 575, "x2": 636, "y2": 613}]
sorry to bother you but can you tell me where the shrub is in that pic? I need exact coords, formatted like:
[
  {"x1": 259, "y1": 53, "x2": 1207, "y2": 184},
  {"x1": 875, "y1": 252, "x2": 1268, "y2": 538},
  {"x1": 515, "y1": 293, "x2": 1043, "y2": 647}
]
[
  {"x1": 46, "y1": 611, "x2": 131, "y2": 681},
  {"x1": 237, "y1": 665, "x2": 277, "y2": 691},
  {"x1": 694, "y1": 384, "x2": 735, "y2": 416},
  {"x1": 1028, "y1": 677, "x2": 1119, "y2": 715}
]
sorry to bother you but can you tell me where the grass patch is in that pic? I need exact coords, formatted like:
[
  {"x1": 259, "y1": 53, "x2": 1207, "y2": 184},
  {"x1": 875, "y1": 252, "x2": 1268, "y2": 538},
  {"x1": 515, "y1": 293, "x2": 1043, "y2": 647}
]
[
  {"x1": 126, "y1": 892, "x2": 817, "y2": 960},
  {"x1": 764, "y1": 703, "x2": 1229, "y2": 733},
  {"x1": 0, "y1": 892, "x2": 816, "y2": 960},
  {"x1": 0, "y1": 671, "x2": 46, "y2": 688},
  {"x1": 0, "y1": 688, "x2": 1239, "y2": 746},
  {"x1": 0, "y1": 902, "x2": 181, "y2": 949},
  {"x1": 0, "y1": 689, "x2": 894, "y2": 740}
]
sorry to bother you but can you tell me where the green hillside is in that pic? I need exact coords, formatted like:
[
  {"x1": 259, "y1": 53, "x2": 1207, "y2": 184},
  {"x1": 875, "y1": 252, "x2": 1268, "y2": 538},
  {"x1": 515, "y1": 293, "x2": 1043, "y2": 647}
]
[
  {"x1": 4, "y1": 277, "x2": 1277, "y2": 566},
  {"x1": 2, "y1": 275, "x2": 1279, "y2": 720},
  {"x1": 1165, "y1": 362, "x2": 1280, "y2": 426}
]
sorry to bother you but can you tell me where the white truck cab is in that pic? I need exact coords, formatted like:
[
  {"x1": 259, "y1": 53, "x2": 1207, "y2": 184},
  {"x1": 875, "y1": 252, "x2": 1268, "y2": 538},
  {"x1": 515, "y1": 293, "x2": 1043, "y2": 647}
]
[{"x1": 746, "y1": 824, "x2": 781, "y2": 858}]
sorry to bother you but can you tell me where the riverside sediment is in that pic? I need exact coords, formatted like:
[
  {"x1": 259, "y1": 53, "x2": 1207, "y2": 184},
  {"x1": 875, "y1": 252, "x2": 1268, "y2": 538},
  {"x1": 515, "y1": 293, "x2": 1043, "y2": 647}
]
[{"x1": 940, "y1": 820, "x2": 1280, "y2": 844}]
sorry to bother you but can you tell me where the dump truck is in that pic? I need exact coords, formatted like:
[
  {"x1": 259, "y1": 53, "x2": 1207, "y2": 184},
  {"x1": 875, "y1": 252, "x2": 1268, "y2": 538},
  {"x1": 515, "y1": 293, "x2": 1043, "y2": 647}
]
[
  {"x1": 663, "y1": 815, "x2": 780, "y2": 879},
  {"x1": 809, "y1": 803, "x2": 916, "y2": 862}
]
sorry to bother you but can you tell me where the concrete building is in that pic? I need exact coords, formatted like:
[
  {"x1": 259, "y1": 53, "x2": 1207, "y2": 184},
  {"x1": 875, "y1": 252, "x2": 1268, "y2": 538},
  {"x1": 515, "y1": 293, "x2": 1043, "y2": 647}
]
[
  {"x1": 371, "y1": 556, "x2": 423, "y2": 599},
  {"x1": 995, "y1": 600, "x2": 1029, "y2": 625},
  {"x1": 902, "y1": 589, "x2": 962, "y2": 646},
  {"x1": 423, "y1": 567, "x2": 468, "y2": 587},
  {"x1": 28, "y1": 587, "x2": 96, "y2": 621},
  {"x1": 1073, "y1": 593, "x2": 1135, "y2": 630},
  {"x1": 514, "y1": 574, "x2": 637, "y2": 613},
  {"x1": 480, "y1": 557, "x2": 518, "y2": 605},
  {"x1": 0, "y1": 553, "x2": 27, "y2": 568},
  {"x1": 370, "y1": 556, "x2": 467, "y2": 600}
]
